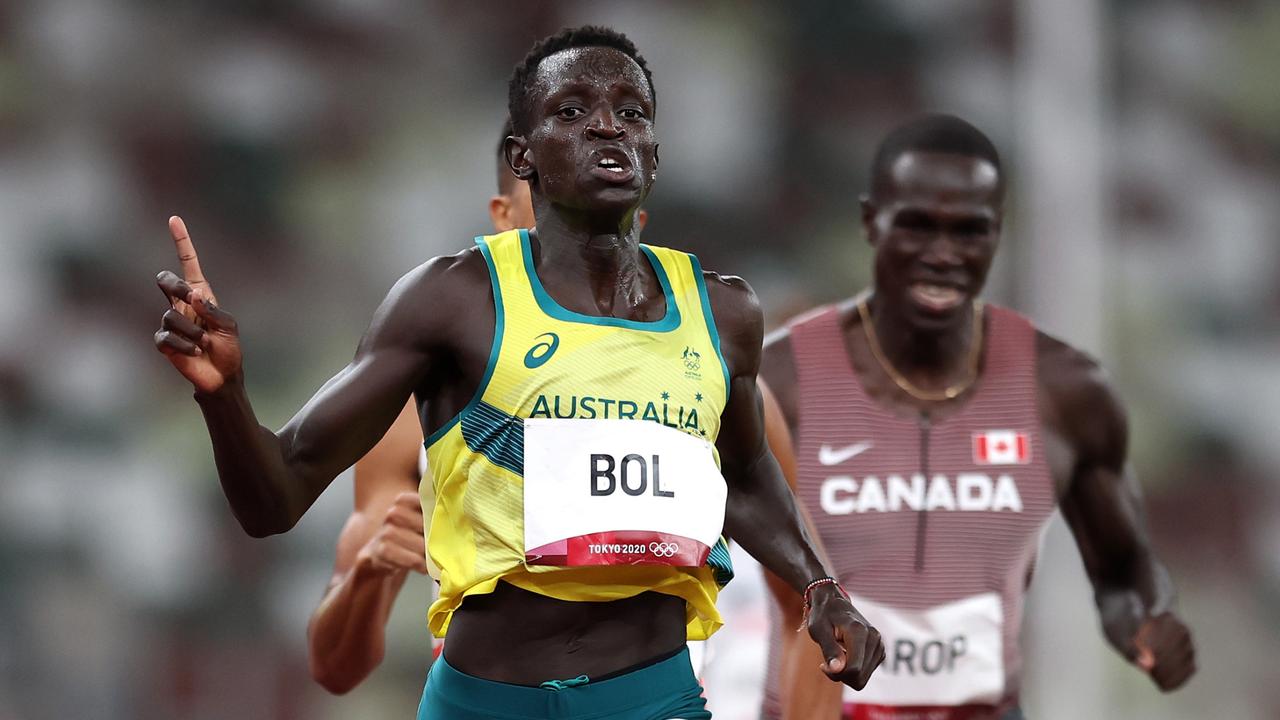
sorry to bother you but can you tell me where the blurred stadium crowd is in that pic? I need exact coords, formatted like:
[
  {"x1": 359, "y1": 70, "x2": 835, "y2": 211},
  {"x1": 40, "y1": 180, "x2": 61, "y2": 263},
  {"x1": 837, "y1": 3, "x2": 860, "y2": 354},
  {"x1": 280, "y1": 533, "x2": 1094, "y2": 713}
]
[{"x1": 0, "y1": 1, "x2": 1277, "y2": 718}]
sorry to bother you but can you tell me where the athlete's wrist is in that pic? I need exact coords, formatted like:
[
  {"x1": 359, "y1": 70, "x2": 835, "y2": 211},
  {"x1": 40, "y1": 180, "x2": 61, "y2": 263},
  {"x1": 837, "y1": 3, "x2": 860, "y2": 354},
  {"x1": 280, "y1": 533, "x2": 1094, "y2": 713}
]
[
  {"x1": 191, "y1": 370, "x2": 245, "y2": 403},
  {"x1": 352, "y1": 550, "x2": 406, "y2": 582},
  {"x1": 807, "y1": 579, "x2": 846, "y2": 601},
  {"x1": 798, "y1": 576, "x2": 849, "y2": 630}
]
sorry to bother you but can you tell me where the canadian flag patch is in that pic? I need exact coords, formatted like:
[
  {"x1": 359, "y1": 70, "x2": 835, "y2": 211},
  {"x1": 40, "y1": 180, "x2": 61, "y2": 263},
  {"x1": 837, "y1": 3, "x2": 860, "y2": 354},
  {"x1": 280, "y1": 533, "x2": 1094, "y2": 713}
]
[{"x1": 973, "y1": 430, "x2": 1030, "y2": 465}]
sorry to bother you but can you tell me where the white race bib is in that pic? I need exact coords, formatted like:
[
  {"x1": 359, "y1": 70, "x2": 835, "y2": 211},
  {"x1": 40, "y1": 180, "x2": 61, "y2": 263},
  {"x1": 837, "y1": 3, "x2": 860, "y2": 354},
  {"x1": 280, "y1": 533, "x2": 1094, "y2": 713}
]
[
  {"x1": 844, "y1": 593, "x2": 1004, "y2": 707},
  {"x1": 523, "y1": 418, "x2": 726, "y2": 567}
]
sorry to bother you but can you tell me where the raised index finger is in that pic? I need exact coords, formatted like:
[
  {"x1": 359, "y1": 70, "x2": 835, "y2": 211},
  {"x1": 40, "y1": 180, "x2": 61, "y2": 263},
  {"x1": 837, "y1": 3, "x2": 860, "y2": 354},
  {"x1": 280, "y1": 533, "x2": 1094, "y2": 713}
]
[{"x1": 168, "y1": 216, "x2": 209, "y2": 289}]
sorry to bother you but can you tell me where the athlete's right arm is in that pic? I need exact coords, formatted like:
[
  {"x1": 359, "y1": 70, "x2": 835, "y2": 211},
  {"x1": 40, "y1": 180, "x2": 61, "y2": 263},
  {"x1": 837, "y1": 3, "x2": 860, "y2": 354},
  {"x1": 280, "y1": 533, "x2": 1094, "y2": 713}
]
[
  {"x1": 153, "y1": 216, "x2": 474, "y2": 537},
  {"x1": 308, "y1": 400, "x2": 425, "y2": 694},
  {"x1": 760, "y1": 334, "x2": 844, "y2": 720}
]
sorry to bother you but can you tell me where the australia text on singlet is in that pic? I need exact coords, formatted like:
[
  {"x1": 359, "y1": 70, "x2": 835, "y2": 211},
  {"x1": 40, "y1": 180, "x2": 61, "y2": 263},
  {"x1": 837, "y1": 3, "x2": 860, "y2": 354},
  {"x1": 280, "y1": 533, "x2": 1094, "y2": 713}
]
[{"x1": 421, "y1": 229, "x2": 736, "y2": 641}]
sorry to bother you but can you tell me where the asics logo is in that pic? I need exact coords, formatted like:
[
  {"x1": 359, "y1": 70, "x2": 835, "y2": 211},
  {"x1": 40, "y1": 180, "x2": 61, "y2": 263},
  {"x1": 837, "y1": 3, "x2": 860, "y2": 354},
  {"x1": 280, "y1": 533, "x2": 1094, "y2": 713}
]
[
  {"x1": 818, "y1": 441, "x2": 873, "y2": 466},
  {"x1": 523, "y1": 332, "x2": 560, "y2": 369},
  {"x1": 649, "y1": 541, "x2": 679, "y2": 558}
]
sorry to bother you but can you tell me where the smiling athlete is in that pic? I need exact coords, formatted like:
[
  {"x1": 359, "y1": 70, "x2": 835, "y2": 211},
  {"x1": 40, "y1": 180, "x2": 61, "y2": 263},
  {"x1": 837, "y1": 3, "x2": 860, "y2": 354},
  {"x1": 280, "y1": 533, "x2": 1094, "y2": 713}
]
[
  {"x1": 153, "y1": 26, "x2": 882, "y2": 720},
  {"x1": 759, "y1": 115, "x2": 1195, "y2": 720}
]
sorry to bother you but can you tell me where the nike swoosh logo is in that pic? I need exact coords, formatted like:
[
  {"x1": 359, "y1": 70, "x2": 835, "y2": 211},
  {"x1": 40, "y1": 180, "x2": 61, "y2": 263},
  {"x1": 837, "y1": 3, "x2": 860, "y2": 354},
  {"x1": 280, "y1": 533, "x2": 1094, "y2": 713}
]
[{"x1": 818, "y1": 441, "x2": 873, "y2": 466}]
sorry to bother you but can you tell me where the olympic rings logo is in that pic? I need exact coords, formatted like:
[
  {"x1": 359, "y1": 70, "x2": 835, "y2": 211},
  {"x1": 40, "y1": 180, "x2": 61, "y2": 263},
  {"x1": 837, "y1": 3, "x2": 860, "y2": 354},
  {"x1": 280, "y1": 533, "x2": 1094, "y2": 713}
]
[{"x1": 649, "y1": 541, "x2": 679, "y2": 558}]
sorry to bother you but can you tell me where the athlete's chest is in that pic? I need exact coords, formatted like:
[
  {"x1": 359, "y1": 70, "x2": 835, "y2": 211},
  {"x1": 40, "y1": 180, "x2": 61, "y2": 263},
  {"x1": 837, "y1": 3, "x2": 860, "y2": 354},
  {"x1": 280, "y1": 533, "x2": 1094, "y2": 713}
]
[
  {"x1": 496, "y1": 324, "x2": 720, "y2": 441},
  {"x1": 794, "y1": 402, "x2": 1057, "y2": 565},
  {"x1": 471, "y1": 230, "x2": 730, "y2": 444}
]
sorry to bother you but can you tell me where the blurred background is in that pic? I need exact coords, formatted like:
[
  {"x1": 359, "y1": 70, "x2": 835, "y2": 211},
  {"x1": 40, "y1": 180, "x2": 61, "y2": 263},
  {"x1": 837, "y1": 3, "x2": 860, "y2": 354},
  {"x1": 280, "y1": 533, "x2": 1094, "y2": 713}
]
[{"x1": 1, "y1": 0, "x2": 1277, "y2": 718}]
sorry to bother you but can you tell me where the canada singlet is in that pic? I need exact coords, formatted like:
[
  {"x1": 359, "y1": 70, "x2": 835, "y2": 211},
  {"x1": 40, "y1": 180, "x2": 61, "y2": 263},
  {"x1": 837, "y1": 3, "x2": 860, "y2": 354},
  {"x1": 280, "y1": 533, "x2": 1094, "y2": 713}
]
[
  {"x1": 763, "y1": 304, "x2": 1056, "y2": 720},
  {"x1": 421, "y1": 229, "x2": 735, "y2": 641}
]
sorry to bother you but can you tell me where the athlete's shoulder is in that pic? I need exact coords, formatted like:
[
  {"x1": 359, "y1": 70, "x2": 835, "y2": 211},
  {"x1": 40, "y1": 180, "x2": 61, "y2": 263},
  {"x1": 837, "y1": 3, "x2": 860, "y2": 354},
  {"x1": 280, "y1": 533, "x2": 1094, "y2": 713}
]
[
  {"x1": 701, "y1": 269, "x2": 761, "y2": 330},
  {"x1": 1035, "y1": 330, "x2": 1109, "y2": 398},
  {"x1": 699, "y1": 268, "x2": 754, "y2": 298},
  {"x1": 407, "y1": 245, "x2": 488, "y2": 287},
  {"x1": 700, "y1": 269, "x2": 762, "y2": 378},
  {"x1": 1035, "y1": 330, "x2": 1127, "y2": 461},
  {"x1": 366, "y1": 245, "x2": 491, "y2": 347}
]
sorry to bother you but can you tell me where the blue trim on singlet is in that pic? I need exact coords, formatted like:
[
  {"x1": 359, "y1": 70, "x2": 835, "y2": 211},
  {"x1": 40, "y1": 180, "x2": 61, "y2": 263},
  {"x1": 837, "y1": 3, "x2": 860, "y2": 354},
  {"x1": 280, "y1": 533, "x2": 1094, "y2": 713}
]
[
  {"x1": 460, "y1": 401, "x2": 525, "y2": 476},
  {"x1": 519, "y1": 228, "x2": 682, "y2": 332},
  {"x1": 706, "y1": 536, "x2": 735, "y2": 587},
  {"x1": 424, "y1": 237, "x2": 505, "y2": 448},
  {"x1": 688, "y1": 254, "x2": 732, "y2": 402}
]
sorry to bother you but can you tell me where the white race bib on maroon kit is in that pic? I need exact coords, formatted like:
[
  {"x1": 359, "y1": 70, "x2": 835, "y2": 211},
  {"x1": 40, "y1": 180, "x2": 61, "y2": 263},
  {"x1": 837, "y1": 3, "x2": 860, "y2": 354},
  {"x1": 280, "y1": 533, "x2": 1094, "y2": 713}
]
[
  {"x1": 844, "y1": 593, "x2": 1004, "y2": 708},
  {"x1": 523, "y1": 418, "x2": 726, "y2": 567}
]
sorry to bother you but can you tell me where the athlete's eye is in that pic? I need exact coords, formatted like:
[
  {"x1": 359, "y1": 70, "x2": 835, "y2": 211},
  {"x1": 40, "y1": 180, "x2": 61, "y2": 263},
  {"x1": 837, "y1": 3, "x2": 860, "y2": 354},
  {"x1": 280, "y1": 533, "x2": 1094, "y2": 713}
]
[
  {"x1": 952, "y1": 218, "x2": 992, "y2": 236},
  {"x1": 557, "y1": 106, "x2": 585, "y2": 120},
  {"x1": 895, "y1": 211, "x2": 937, "y2": 233},
  {"x1": 619, "y1": 107, "x2": 646, "y2": 121}
]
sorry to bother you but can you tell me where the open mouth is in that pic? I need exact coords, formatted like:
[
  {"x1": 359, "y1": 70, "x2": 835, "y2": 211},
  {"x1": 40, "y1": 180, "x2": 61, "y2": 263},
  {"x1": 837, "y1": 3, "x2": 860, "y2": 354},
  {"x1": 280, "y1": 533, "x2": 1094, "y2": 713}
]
[
  {"x1": 597, "y1": 157, "x2": 627, "y2": 175},
  {"x1": 589, "y1": 148, "x2": 636, "y2": 183},
  {"x1": 908, "y1": 282, "x2": 966, "y2": 313}
]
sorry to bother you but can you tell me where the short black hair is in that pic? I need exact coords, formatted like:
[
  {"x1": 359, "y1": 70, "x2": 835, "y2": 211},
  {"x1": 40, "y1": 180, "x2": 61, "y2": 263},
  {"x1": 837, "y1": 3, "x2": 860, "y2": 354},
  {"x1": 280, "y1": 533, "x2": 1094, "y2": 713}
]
[
  {"x1": 507, "y1": 25, "x2": 655, "y2": 136},
  {"x1": 870, "y1": 114, "x2": 1003, "y2": 197},
  {"x1": 496, "y1": 116, "x2": 516, "y2": 193}
]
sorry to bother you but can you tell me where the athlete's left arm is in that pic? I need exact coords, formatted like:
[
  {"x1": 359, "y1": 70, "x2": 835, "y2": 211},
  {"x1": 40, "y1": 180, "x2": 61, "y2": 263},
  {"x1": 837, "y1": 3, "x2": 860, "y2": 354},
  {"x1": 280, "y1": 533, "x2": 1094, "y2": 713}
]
[
  {"x1": 704, "y1": 271, "x2": 884, "y2": 692},
  {"x1": 1040, "y1": 335, "x2": 1196, "y2": 692}
]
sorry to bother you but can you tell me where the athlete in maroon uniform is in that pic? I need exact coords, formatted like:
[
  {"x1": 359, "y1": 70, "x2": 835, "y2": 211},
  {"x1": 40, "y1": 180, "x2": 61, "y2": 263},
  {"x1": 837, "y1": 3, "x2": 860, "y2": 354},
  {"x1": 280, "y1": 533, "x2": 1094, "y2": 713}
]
[{"x1": 760, "y1": 115, "x2": 1195, "y2": 720}]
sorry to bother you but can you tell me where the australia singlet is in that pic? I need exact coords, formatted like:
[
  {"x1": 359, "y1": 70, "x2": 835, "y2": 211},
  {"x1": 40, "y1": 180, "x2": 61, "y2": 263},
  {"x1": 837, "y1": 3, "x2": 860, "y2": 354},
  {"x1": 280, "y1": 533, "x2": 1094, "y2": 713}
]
[
  {"x1": 763, "y1": 304, "x2": 1055, "y2": 720},
  {"x1": 420, "y1": 229, "x2": 735, "y2": 642}
]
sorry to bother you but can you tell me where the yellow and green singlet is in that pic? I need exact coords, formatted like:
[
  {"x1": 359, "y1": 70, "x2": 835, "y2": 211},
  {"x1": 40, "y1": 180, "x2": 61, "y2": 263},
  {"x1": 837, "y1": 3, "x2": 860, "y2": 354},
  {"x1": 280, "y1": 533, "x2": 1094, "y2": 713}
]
[{"x1": 421, "y1": 229, "x2": 734, "y2": 641}]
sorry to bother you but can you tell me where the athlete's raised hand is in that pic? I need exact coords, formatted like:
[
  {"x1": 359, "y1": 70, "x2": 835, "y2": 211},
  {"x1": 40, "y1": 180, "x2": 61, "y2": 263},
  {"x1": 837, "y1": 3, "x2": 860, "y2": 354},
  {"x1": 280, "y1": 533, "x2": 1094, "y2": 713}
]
[
  {"x1": 807, "y1": 585, "x2": 885, "y2": 691},
  {"x1": 1132, "y1": 611, "x2": 1196, "y2": 691},
  {"x1": 355, "y1": 491, "x2": 430, "y2": 576},
  {"x1": 154, "y1": 216, "x2": 242, "y2": 394}
]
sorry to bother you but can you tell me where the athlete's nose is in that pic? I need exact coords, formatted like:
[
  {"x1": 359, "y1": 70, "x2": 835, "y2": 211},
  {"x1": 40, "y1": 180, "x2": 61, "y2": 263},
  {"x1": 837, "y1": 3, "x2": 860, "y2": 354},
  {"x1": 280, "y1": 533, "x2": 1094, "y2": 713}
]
[
  {"x1": 919, "y1": 235, "x2": 963, "y2": 269},
  {"x1": 585, "y1": 106, "x2": 625, "y2": 139}
]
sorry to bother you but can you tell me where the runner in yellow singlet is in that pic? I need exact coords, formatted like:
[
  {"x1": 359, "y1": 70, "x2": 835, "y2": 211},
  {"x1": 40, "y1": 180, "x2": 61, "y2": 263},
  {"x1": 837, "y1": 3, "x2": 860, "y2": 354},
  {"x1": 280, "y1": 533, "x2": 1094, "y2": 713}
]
[{"x1": 152, "y1": 26, "x2": 885, "y2": 719}]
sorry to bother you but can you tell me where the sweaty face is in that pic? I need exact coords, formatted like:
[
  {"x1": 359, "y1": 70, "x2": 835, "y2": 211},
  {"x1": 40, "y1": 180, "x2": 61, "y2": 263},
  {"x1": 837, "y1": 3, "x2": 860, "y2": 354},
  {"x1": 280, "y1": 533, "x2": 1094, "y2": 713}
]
[
  {"x1": 863, "y1": 151, "x2": 1002, "y2": 330},
  {"x1": 519, "y1": 46, "x2": 656, "y2": 216}
]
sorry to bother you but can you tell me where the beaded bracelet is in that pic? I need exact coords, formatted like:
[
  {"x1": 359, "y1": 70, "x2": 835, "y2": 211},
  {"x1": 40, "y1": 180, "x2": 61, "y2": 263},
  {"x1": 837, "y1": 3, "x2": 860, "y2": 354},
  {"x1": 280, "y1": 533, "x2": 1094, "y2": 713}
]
[{"x1": 797, "y1": 576, "x2": 848, "y2": 631}]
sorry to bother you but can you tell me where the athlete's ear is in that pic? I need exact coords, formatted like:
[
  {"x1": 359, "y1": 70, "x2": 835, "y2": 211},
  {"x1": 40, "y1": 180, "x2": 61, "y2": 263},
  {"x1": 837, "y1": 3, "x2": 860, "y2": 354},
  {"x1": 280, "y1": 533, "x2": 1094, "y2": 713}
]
[
  {"x1": 637, "y1": 208, "x2": 649, "y2": 231},
  {"x1": 506, "y1": 136, "x2": 536, "y2": 182},
  {"x1": 489, "y1": 195, "x2": 515, "y2": 232},
  {"x1": 646, "y1": 143, "x2": 659, "y2": 186}
]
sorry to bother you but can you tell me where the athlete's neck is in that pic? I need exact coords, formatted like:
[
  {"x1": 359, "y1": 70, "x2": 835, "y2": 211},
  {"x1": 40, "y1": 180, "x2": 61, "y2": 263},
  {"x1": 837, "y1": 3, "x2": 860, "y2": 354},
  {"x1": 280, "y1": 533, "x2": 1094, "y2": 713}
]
[
  {"x1": 528, "y1": 207, "x2": 657, "y2": 320},
  {"x1": 865, "y1": 293, "x2": 979, "y2": 384}
]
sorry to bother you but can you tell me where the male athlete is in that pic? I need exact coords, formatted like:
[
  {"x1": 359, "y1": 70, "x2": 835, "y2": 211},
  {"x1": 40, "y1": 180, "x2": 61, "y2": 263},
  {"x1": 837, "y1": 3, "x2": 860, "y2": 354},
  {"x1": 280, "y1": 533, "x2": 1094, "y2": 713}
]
[
  {"x1": 759, "y1": 115, "x2": 1195, "y2": 719},
  {"x1": 306, "y1": 119, "x2": 650, "y2": 694},
  {"x1": 153, "y1": 26, "x2": 883, "y2": 719}
]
